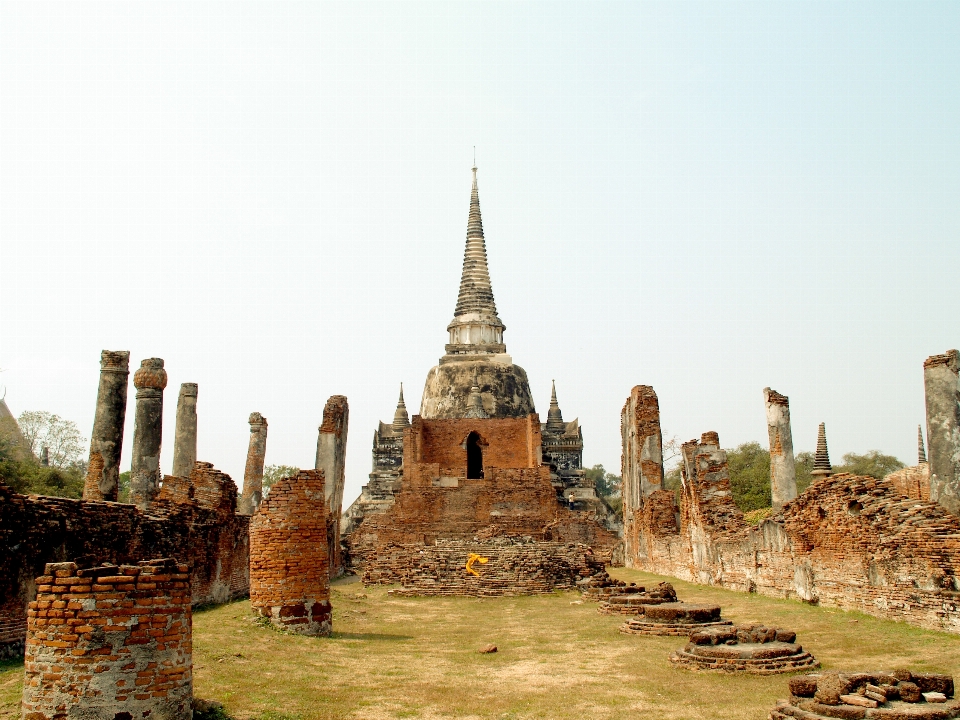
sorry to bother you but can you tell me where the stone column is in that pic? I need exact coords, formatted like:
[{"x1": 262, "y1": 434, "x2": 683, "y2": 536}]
[
  {"x1": 239, "y1": 412, "x2": 268, "y2": 515},
  {"x1": 171, "y1": 383, "x2": 198, "y2": 478},
  {"x1": 924, "y1": 350, "x2": 960, "y2": 516},
  {"x1": 764, "y1": 387, "x2": 797, "y2": 510},
  {"x1": 129, "y1": 358, "x2": 168, "y2": 509},
  {"x1": 83, "y1": 350, "x2": 130, "y2": 502},
  {"x1": 315, "y1": 396, "x2": 349, "y2": 576},
  {"x1": 620, "y1": 385, "x2": 664, "y2": 567}
]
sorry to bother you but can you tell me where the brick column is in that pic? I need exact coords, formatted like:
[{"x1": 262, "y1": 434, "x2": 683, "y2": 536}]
[
  {"x1": 925, "y1": 350, "x2": 960, "y2": 516},
  {"x1": 315, "y1": 396, "x2": 349, "y2": 575},
  {"x1": 129, "y1": 358, "x2": 167, "y2": 509},
  {"x1": 21, "y1": 559, "x2": 193, "y2": 720},
  {"x1": 764, "y1": 388, "x2": 797, "y2": 509},
  {"x1": 250, "y1": 469, "x2": 332, "y2": 635},
  {"x1": 83, "y1": 350, "x2": 130, "y2": 501},
  {"x1": 239, "y1": 412, "x2": 268, "y2": 516},
  {"x1": 171, "y1": 383, "x2": 198, "y2": 479},
  {"x1": 620, "y1": 385, "x2": 664, "y2": 566}
]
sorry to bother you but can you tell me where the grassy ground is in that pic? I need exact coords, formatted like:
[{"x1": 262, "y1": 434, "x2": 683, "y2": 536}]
[{"x1": 3, "y1": 567, "x2": 960, "y2": 719}]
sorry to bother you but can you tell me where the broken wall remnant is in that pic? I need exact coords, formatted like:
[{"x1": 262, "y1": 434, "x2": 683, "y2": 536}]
[
  {"x1": 925, "y1": 350, "x2": 960, "y2": 516},
  {"x1": 764, "y1": 388, "x2": 797, "y2": 509},
  {"x1": 20, "y1": 559, "x2": 193, "y2": 720},
  {"x1": 250, "y1": 469, "x2": 332, "y2": 635},
  {"x1": 82, "y1": 350, "x2": 130, "y2": 502},
  {"x1": 172, "y1": 382, "x2": 199, "y2": 479},
  {"x1": 315, "y1": 395, "x2": 349, "y2": 576},
  {"x1": 239, "y1": 412, "x2": 268, "y2": 516},
  {"x1": 0, "y1": 462, "x2": 250, "y2": 660},
  {"x1": 130, "y1": 358, "x2": 168, "y2": 509},
  {"x1": 621, "y1": 385, "x2": 664, "y2": 564}
]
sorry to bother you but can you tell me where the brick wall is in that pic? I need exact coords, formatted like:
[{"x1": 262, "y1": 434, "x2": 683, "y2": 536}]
[
  {"x1": 885, "y1": 464, "x2": 931, "y2": 501},
  {"x1": 627, "y1": 470, "x2": 960, "y2": 634},
  {"x1": 21, "y1": 558, "x2": 192, "y2": 720},
  {"x1": 0, "y1": 462, "x2": 249, "y2": 659},
  {"x1": 250, "y1": 470, "x2": 331, "y2": 636},
  {"x1": 406, "y1": 415, "x2": 541, "y2": 471}
]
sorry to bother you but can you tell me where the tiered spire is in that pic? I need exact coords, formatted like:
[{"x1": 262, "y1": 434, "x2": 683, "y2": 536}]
[
  {"x1": 444, "y1": 166, "x2": 507, "y2": 358},
  {"x1": 546, "y1": 380, "x2": 565, "y2": 432},
  {"x1": 811, "y1": 422, "x2": 832, "y2": 478},
  {"x1": 392, "y1": 384, "x2": 410, "y2": 431},
  {"x1": 454, "y1": 167, "x2": 499, "y2": 318},
  {"x1": 918, "y1": 424, "x2": 927, "y2": 464}
]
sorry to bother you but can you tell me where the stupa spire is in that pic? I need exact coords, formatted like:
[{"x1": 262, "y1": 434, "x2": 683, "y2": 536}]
[
  {"x1": 811, "y1": 422, "x2": 832, "y2": 479},
  {"x1": 444, "y1": 165, "x2": 507, "y2": 359},
  {"x1": 392, "y1": 384, "x2": 410, "y2": 430},
  {"x1": 918, "y1": 424, "x2": 927, "y2": 464},
  {"x1": 546, "y1": 380, "x2": 565, "y2": 432}
]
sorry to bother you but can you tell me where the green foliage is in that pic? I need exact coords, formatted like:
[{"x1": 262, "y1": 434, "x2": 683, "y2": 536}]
[
  {"x1": 16, "y1": 411, "x2": 85, "y2": 468},
  {"x1": 795, "y1": 451, "x2": 815, "y2": 494},
  {"x1": 262, "y1": 465, "x2": 301, "y2": 495},
  {"x1": 726, "y1": 442, "x2": 771, "y2": 513},
  {"x1": 0, "y1": 412, "x2": 86, "y2": 497},
  {"x1": 663, "y1": 465, "x2": 683, "y2": 504},
  {"x1": 118, "y1": 471, "x2": 131, "y2": 503},
  {"x1": 584, "y1": 464, "x2": 621, "y2": 498},
  {"x1": 834, "y1": 451, "x2": 905, "y2": 480}
]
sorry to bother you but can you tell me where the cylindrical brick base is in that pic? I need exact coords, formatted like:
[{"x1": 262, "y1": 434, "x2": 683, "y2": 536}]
[
  {"x1": 21, "y1": 559, "x2": 193, "y2": 720},
  {"x1": 250, "y1": 469, "x2": 332, "y2": 636}
]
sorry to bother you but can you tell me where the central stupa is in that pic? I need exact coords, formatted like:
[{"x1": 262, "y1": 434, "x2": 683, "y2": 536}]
[{"x1": 419, "y1": 166, "x2": 537, "y2": 419}]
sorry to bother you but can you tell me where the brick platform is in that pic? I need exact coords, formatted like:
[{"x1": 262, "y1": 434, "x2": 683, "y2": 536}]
[
  {"x1": 669, "y1": 623, "x2": 818, "y2": 675},
  {"x1": 21, "y1": 559, "x2": 193, "y2": 720},
  {"x1": 250, "y1": 470, "x2": 332, "y2": 635},
  {"x1": 619, "y1": 603, "x2": 733, "y2": 636}
]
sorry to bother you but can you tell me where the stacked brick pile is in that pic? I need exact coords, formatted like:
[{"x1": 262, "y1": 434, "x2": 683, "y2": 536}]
[
  {"x1": 578, "y1": 570, "x2": 642, "y2": 601},
  {"x1": 21, "y1": 558, "x2": 193, "y2": 720},
  {"x1": 619, "y1": 602, "x2": 732, "y2": 636},
  {"x1": 669, "y1": 623, "x2": 818, "y2": 674},
  {"x1": 884, "y1": 464, "x2": 931, "y2": 501},
  {"x1": 375, "y1": 539, "x2": 604, "y2": 596},
  {"x1": 250, "y1": 469, "x2": 332, "y2": 636},
  {"x1": 598, "y1": 581, "x2": 677, "y2": 615},
  {"x1": 771, "y1": 670, "x2": 957, "y2": 718}
]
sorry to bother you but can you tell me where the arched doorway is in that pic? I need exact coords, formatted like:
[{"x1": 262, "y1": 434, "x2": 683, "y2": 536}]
[{"x1": 466, "y1": 431, "x2": 484, "y2": 479}]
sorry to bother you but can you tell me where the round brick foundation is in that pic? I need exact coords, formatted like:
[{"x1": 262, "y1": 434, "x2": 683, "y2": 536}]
[
  {"x1": 619, "y1": 602, "x2": 733, "y2": 636},
  {"x1": 250, "y1": 469, "x2": 332, "y2": 636},
  {"x1": 669, "y1": 623, "x2": 818, "y2": 675},
  {"x1": 21, "y1": 558, "x2": 193, "y2": 720}
]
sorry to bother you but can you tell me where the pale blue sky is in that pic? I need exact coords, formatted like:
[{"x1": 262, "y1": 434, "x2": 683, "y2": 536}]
[{"x1": 1, "y1": 1, "x2": 957, "y2": 505}]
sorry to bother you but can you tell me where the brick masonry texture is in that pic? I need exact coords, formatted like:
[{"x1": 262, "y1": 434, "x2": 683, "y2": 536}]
[
  {"x1": 621, "y1": 386, "x2": 665, "y2": 567},
  {"x1": 315, "y1": 395, "x2": 349, "y2": 578},
  {"x1": 346, "y1": 415, "x2": 618, "y2": 584},
  {"x1": 250, "y1": 470, "x2": 332, "y2": 636},
  {"x1": 21, "y1": 558, "x2": 193, "y2": 720},
  {"x1": 371, "y1": 539, "x2": 604, "y2": 596},
  {"x1": 885, "y1": 464, "x2": 931, "y2": 501},
  {"x1": 0, "y1": 462, "x2": 249, "y2": 659}
]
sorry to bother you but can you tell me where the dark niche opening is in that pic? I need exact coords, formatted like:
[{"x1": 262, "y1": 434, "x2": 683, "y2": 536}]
[{"x1": 466, "y1": 431, "x2": 484, "y2": 479}]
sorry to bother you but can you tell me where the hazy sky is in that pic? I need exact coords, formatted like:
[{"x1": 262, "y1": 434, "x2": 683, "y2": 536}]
[{"x1": 1, "y1": 1, "x2": 957, "y2": 508}]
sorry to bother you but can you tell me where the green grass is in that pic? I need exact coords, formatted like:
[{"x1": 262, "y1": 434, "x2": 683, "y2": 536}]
[{"x1": 3, "y1": 568, "x2": 960, "y2": 719}]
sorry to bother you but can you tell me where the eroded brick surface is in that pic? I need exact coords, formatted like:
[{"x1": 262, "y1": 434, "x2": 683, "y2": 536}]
[
  {"x1": 885, "y1": 463, "x2": 931, "y2": 501},
  {"x1": 21, "y1": 559, "x2": 193, "y2": 720},
  {"x1": 250, "y1": 470, "x2": 331, "y2": 636}
]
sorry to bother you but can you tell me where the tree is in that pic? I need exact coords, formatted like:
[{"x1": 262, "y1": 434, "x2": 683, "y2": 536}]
[
  {"x1": 262, "y1": 465, "x2": 300, "y2": 495},
  {"x1": 584, "y1": 464, "x2": 622, "y2": 498},
  {"x1": 17, "y1": 411, "x2": 86, "y2": 469},
  {"x1": 834, "y1": 451, "x2": 905, "y2": 480},
  {"x1": 726, "y1": 442, "x2": 771, "y2": 513}
]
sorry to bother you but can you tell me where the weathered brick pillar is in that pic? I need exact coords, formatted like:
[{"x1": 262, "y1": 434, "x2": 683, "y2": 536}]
[
  {"x1": 620, "y1": 385, "x2": 664, "y2": 567},
  {"x1": 171, "y1": 383, "x2": 198, "y2": 479},
  {"x1": 925, "y1": 350, "x2": 960, "y2": 516},
  {"x1": 764, "y1": 387, "x2": 797, "y2": 509},
  {"x1": 239, "y1": 412, "x2": 268, "y2": 516},
  {"x1": 129, "y1": 358, "x2": 168, "y2": 509},
  {"x1": 315, "y1": 396, "x2": 348, "y2": 575},
  {"x1": 83, "y1": 350, "x2": 130, "y2": 501},
  {"x1": 250, "y1": 469, "x2": 332, "y2": 635},
  {"x1": 21, "y1": 559, "x2": 193, "y2": 720}
]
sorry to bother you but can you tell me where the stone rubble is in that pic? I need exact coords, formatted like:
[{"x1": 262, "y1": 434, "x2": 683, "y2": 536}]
[{"x1": 670, "y1": 622, "x2": 818, "y2": 674}]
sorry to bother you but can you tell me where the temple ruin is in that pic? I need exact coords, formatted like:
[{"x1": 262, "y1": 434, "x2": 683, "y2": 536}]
[
  {"x1": 82, "y1": 350, "x2": 130, "y2": 502},
  {"x1": 342, "y1": 166, "x2": 616, "y2": 590},
  {"x1": 925, "y1": 349, "x2": 960, "y2": 516},
  {"x1": 670, "y1": 623, "x2": 818, "y2": 674},
  {"x1": 239, "y1": 411, "x2": 268, "y2": 516}
]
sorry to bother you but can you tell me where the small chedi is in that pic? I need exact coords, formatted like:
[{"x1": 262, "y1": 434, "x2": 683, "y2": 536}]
[
  {"x1": 620, "y1": 603, "x2": 732, "y2": 637},
  {"x1": 771, "y1": 670, "x2": 957, "y2": 718},
  {"x1": 21, "y1": 559, "x2": 193, "y2": 720},
  {"x1": 670, "y1": 623, "x2": 818, "y2": 674},
  {"x1": 597, "y1": 581, "x2": 678, "y2": 614},
  {"x1": 250, "y1": 469, "x2": 332, "y2": 635},
  {"x1": 578, "y1": 569, "x2": 641, "y2": 601}
]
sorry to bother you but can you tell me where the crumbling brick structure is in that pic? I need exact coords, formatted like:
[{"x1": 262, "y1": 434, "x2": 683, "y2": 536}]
[
  {"x1": 347, "y1": 414, "x2": 618, "y2": 581},
  {"x1": 315, "y1": 395, "x2": 349, "y2": 577},
  {"x1": 925, "y1": 349, "x2": 960, "y2": 516},
  {"x1": 21, "y1": 559, "x2": 193, "y2": 720},
  {"x1": 371, "y1": 538, "x2": 603, "y2": 596},
  {"x1": 885, "y1": 463, "x2": 931, "y2": 501},
  {"x1": 0, "y1": 462, "x2": 249, "y2": 659},
  {"x1": 621, "y1": 385, "x2": 665, "y2": 565},
  {"x1": 83, "y1": 350, "x2": 130, "y2": 502},
  {"x1": 250, "y1": 470, "x2": 332, "y2": 636}
]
